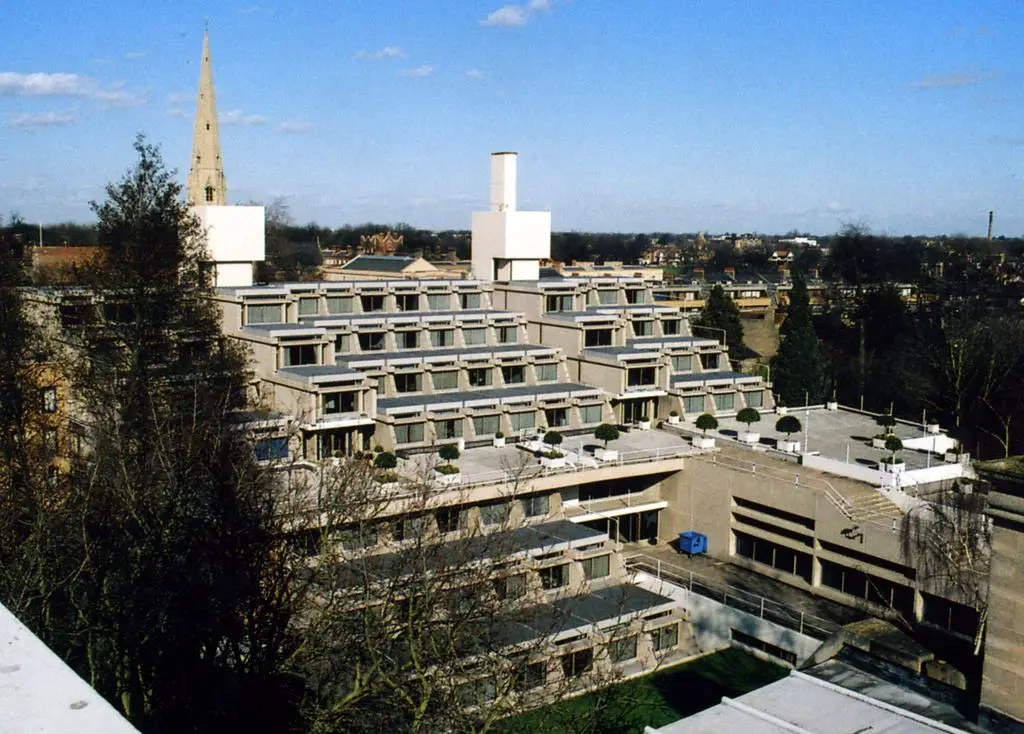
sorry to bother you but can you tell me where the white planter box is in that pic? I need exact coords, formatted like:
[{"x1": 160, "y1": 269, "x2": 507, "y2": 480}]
[
  {"x1": 872, "y1": 437, "x2": 889, "y2": 449},
  {"x1": 739, "y1": 431, "x2": 761, "y2": 444},
  {"x1": 595, "y1": 448, "x2": 619, "y2": 462},
  {"x1": 776, "y1": 406, "x2": 788, "y2": 415},
  {"x1": 927, "y1": 423, "x2": 941, "y2": 435},
  {"x1": 541, "y1": 455, "x2": 567, "y2": 469},
  {"x1": 692, "y1": 436, "x2": 716, "y2": 449},
  {"x1": 638, "y1": 420, "x2": 652, "y2": 431},
  {"x1": 434, "y1": 470, "x2": 462, "y2": 486},
  {"x1": 778, "y1": 439, "x2": 801, "y2": 453},
  {"x1": 826, "y1": 401, "x2": 839, "y2": 411},
  {"x1": 492, "y1": 437, "x2": 506, "y2": 448},
  {"x1": 667, "y1": 415, "x2": 680, "y2": 425},
  {"x1": 881, "y1": 461, "x2": 905, "y2": 474}
]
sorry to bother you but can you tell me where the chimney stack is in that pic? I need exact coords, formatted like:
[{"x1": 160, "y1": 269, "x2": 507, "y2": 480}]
[
  {"x1": 490, "y1": 152, "x2": 517, "y2": 213},
  {"x1": 988, "y1": 210, "x2": 994, "y2": 241}
]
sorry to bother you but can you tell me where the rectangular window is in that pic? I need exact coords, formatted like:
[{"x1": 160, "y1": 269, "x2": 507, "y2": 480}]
[
  {"x1": 326, "y1": 296, "x2": 353, "y2": 314},
  {"x1": 283, "y1": 344, "x2": 317, "y2": 367},
  {"x1": 435, "y1": 507, "x2": 461, "y2": 534},
  {"x1": 255, "y1": 436, "x2": 288, "y2": 461},
  {"x1": 436, "y1": 419, "x2": 463, "y2": 440},
  {"x1": 323, "y1": 392, "x2": 356, "y2": 414},
  {"x1": 625, "y1": 289, "x2": 643, "y2": 304},
  {"x1": 683, "y1": 395, "x2": 705, "y2": 414},
  {"x1": 545, "y1": 294, "x2": 574, "y2": 313},
  {"x1": 651, "y1": 624, "x2": 679, "y2": 652},
  {"x1": 745, "y1": 390, "x2": 764, "y2": 408},
  {"x1": 460, "y1": 292, "x2": 481, "y2": 309},
  {"x1": 396, "y1": 294, "x2": 419, "y2": 311},
  {"x1": 247, "y1": 303, "x2": 282, "y2": 324},
  {"x1": 394, "y1": 515, "x2": 431, "y2": 542},
  {"x1": 427, "y1": 293, "x2": 449, "y2": 310},
  {"x1": 464, "y1": 328, "x2": 487, "y2": 346},
  {"x1": 579, "y1": 404, "x2": 602, "y2": 424},
  {"x1": 496, "y1": 574, "x2": 528, "y2": 600},
  {"x1": 521, "y1": 493, "x2": 550, "y2": 518},
  {"x1": 502, "y1": 365, "x2": 525, "y2": 385},
  {"x1": 560, "y1": 649, "x2": 593, "y2": 678},
  {"x1": 662, "y1": 319, "x2": 680, "y2": 335},
  {"x1": 509, "y1": 411, "x2": 536, "y2": 432},
  {"x1": 432, "y1": 371, "x2": 459, "y2": 391},
  {"x1": 581, "y1": 554, "x2": 610, "y2": 580},
  {"x1": 535, "y1": 363, "x2": 557, "y2": 382},
  {"x1": 42, "y1": 428, "x2": 58, "y2": 456},
  {"x1": 627, "y1": 367, "x2": 656, "y2": 387},
  {"x1": 608, "y1": 635, "x2": 637, "y2": 663},
  {"x1": 633, "y1": 320, "x2": 653, "y2": 337},
  {"x1": 671, "y1": 355, "x2": 693, "y2": 372},
  {"x1": 480, "y1": 501, "x2": 510, "y2": 526},
  {"x1": 41, "y1": 387, "x2": 57, "y2": 414},
  {"x1": 497, "y1": 326, "x2": 517, "y2": 344},
  {"x1": 336, "y1": 525, "x2": 378, "y2": 550},
  {"x1": 335, "y1": 334, "x2": 350, "y2": 354},
  {"x1": 394, "y1": 373, "x2": 422, "y2": 393},
  {"x1": 585, "y1": 329, "x2": 612, "y2": 347},
  {"x1": 468, "y1": 368, "x2": 492, "y2": 387},
  {"x1": 597, "y1": 290, "x2": 617, "y2": 305},
  {"x1": 473, "y1": 414, "x2": 500, "y2": 436},
  {"x1": 298, "y1": 298, "x2": 319, "y2": 316},
  {"x1": 395, "y1": 423, "x2": 425, "y2": 444},
  {"x1": 358, "y1": 332, "x2": 385, "y2": 351},
  {"x1": 396, "y1": 330, "x2": 419, "y2": 349},
  {"x1": 700, "y1": 352, "x2": 720, "y2": 370},
  {"x1": 545, "y1": 408, "x2": 568, "y2": 428},
  {"x1": 360, "y1": 295, "x2": 385, "y2": 312},
  {"x1": 713, "y1": 393, "x2": 735, "y2": 411},
  {"x1": 430, "y1": 329, "x2": 455, "y2": 348},
  {"x1": 538, "y1": 563, "x2": 569, "y2": 590}
]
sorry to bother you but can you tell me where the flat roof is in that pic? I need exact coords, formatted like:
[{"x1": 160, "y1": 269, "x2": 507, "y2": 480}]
[
  {"x1": 377, "y1": 382, "x2": 606, "y2": 414},
  {"x1": 336, "y1": 344, "x2": 558, "y2": 368}
]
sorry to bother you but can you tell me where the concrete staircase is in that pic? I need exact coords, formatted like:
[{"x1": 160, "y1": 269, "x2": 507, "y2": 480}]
[{"x1": 847, "y1": 491, "x2": 902, "y2": 524}]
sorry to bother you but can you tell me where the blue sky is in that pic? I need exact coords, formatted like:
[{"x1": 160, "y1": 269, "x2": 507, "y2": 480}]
[{"x1": 2, "y1": 0, "x2": 1023, "y2": 236}]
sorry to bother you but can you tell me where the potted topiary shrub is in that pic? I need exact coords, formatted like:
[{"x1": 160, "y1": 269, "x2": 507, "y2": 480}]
[
  {"x1": 826, "y1": 393, "x2": 839, "y2": 411},
  {"x1": 668, "y1": 409, "x2": 680, "y2": 425},
  {"x1": 693, "y1": 413, "x2": 718, "y2": 449},
  {"x1": 594, "y1": 423, "x2": 620, "y2": 461},
  {"x1": 331, "y1": 449, "x2": 343, "y2": 466},
  {"x1": 880, "y1": 435, "x2": 905, "y2": 474},
  {"x1": 637, "y1": 412, "x2": 652, "y2": 431},
  {"x1": 872, "y1": 413, "x2": 897, "y2": 448},
  {"x1": 540, "y1": 430, "x2": 566, "y2": 468},
  {"x1": 493, "y1": 430, "x2": 505, "y2": 448},
  {"x1": 775, "y1": 415, "x2": 802, "y2": 453},
  {"x1": 775, "y1": 398, "x2": 788, "y2": 416},
  {"x1": 736, "y1": 407, "x2": 762, "y2": 444},
  {"x1": 373, "y1": 451, "x2": 397, "y2": 470},
  {"x1": 435, "y1": 443, "x2": 462, "y2": 485}
]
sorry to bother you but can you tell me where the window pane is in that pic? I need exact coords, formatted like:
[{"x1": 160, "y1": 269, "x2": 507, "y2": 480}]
[
  {"x1": 461, "y1": 293, "x2": 481, "y2": 309},
  {"x1": 430, "y1": 330, "x2": 454, "y2": 347},
  {"x1": 662, "y1": 320, "x2": 680, "y2": 335},
  {"x1": 359, "y1": 332, "x2": 385, "y2": 351},
  {"x1": 745, "y1": 390, "x2": 764, "y2": 408},
  {"x1": 683, "y1": 395, "x2": 705, "y2": 414},
  {"x1": 436, "y1": 419, "x2": 463, "y2": 439},
  {"x1": 361, "y1": 295, "x2": 384, "y2": 312},
  {"x1": 598, "y1": 290, "x2": 617, "y2": 305},
  {"x1": 609, "y1": 635, "x2": 637, "y2": 663},
  {"x1": 585, "y1": 329, "x2": 612, "y2": 347},
  {"x1": 535, "y1": 363, "x2": 557, "y2": 382},
  {"x1": 714, "y1": 393, "x2": 735, "y2": 411},
  {"x1": 298, "y1": 298, "x2": 319, "y2": 316},
  {"x1": 671, "y1": 355, "x2": 692, "y2": 372},
  {"x1": 521, "y1": 493, "x2": 550, "y2": 518},
  {"x1": 480, "y1": 501, "x2": 510, "y2": 525},
  {"x1": 510, "y1": 411, "x2": 535, "y2": 431},
  {"x1": 397, "y1": 330, "x2": 419, "y2": 349},
  {"x1": 502, "y1": 366, "x2": 525, "y2": 384},
  {"x1": 497, "y1": 326, "x2": 517, "y2": 344},
  {"x1": 428, "y1": 294, "x2": 449, "y2": 310},
  {"x1": 247, "y1": 303, "x2": 281, "y2": 324},
  {"x1": 468, "y1": 368, "x2": 492, "y2": 387},
  {"x1": 545, "y1": 408, "x2": 568, "y2": 428},
  {"x1": 396, "y1": 294, "x2": 419, "y2": 311},
  {"x1": 255, "y1": 437, "x2": 288, "y2": 461},
  {"x1": 395, "y1": 373, "x2": 422, "y2": 393},
  {"x1": 539, "y1": 563, "x2": 568, "y2": 590},
  {"x1": 473, "y1": 414, "x2": 500, "y2": 435},
  {"x1": 432, "y1": 371, "x2": 458, "y2": 391},
  {"x1": 395, "y1": 423, "x2": 425, "y2": 444},
  {"x1": 582, "y1": 554, "x2": 610, "y2": 579},
  {"x1": 326, "y1": 296, "x2": 353, "y2": 314},
  {"x1": 633, "y1": 320, "x2": 653, "y2": 337},
  {"x1": 41, "y1": 387, "x2": 57, "y2": 413},
  {"x1": 464, "y1": 328, "x2": 487, "y2": 346},
  {"x1": 580, "y1": 404, "x2": 602, "y2": 424}
]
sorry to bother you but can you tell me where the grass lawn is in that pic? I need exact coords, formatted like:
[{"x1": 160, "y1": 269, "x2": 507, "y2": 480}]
[{"x1": 497, "y1": 648, "x2": 788, "y2": 734}]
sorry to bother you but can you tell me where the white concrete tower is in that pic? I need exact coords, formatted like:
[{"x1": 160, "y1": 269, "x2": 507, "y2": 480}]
[
  {"x1": 471, "y1": 152, "x2": 551, "y2": 281},
  {"x1": 187, "y1": 29, "x2": 228, "y2": 206}
]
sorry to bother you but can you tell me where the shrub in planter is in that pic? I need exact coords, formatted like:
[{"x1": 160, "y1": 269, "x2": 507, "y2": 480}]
[
  {"x1": 594, "y1": 423, "x2": 620, "y2": 447},
  {"x1": 375, "y1": 471, "x2": 400, "y2": 484},
  {"x1": 775, "y1": 415, "x2": 801, "y2": 437},
  {"x1": 373, "y1": 445, "x2": 383, "y2": 453},
  {"x1": 435, "y1": 464, "x2": 461, "y2": 475},
  {"x1": 373, "y1": 451, "x2": 398, "y2": 470},
  {"x1": 544, "y1": 430, "x2": 563, "y2": 448},
  {"x1": 736, "y1": 407, "x2": 761, "y2": 427},
  {"x1": 438, "y1": 443, "x2": 460, "y2": 465},
  {"x1": 884, "y1": 435, "x2": 904, "y2": 464},
  {"x1": 669, "y1": 410, "x2": 679, "y2": 417},
  {"x1": 876, "y1": 412, "x2": 897, "y2": 436},
  {"x1": 695, "y1": 413, "x2": 718, "y2": 435},
  {"x1": 494, "y1": 431, "x2": 504, "y2": 439},
  {"x1": 542, "y1": 450, "x2": 564, "y2": 459}
]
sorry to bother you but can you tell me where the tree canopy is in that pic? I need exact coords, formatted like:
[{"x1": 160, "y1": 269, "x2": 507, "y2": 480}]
[
  {"x1": 772, "y1": 270, "x2": 826, "y2": 407},
  {"x1": 696, "y1": 284, "x2": 746, "y2": 359}
]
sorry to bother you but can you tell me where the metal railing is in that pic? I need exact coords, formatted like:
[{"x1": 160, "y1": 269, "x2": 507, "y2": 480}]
[{"x1": 625, "y1": 553, "x2": 840, "y2": 640}]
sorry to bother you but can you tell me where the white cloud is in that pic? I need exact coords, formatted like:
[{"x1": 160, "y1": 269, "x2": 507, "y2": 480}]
[
  {"x1": 7, "y1": 111, "x2": 75, "y2": 130},
  {"x1": 909, "y1": 71, "x2": 996, "y2": 90},
  {"x1": 400, "y1": 65, "x2": 435, "y2": 78},
  {"x1": 220, "y1": 109, "x2": 268, "y2": 126},
  {"x1": 528, "y1": 0, "x2": 552, "y2": 10},
  {"x1": 465, "y1": 68, "x2": 485, "y2": 79},
  {"x1": 355, "y1": 46, "x2": 406, "y2": 61},
  {"x1": 165, "y1": 91, "x2": 190, "y2": 105},
  {"x1": 277, "y1": 120, "x2": 315, "y2": 133},
  {"x1": 166, "y1": 108, "x2": 187, "y2": 118},
  {"x1": 124, "y1": 51, "x2": 146, "y2": 60},
  {"x1": 90, "y1": 82, "x2": 146, "y2": 108},
  {"x1": 480, "y1": 0, "x2": 558, "y2": 27},
  {"x1": 0, "y1": 72, "x2": 145, "y2": 107},
  {"x1": 239, "y1": 5, "x2": 263, "y2": 14}
]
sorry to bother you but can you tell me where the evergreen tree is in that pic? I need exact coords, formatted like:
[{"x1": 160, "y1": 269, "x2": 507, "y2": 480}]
[
  {"x1": 696, "y1": 284, "x2": 745, "y2": 359},
  {"x1": 772, "y1": 270, "x2": 826, "y2": 406}
]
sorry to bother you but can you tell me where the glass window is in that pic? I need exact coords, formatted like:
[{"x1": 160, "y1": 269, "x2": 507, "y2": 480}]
[
  {"x1": 480, "y1": 501, "x2": 510, "y2": 526},
  {"x1": 430, "y1": 329, "x2": 454, "y2": 348},
  {"x1": 496, "y1": 574, "x2": 528, "y2": 600},
  {"x1": 538, "y1": 563, "x2": 568, "y2": 590},
  {"x1": 396, "y1": 330, "x2": 419, "y2": 349},
  {"x1": 283, "y1": 344, "x2": 317, "y2": 367},
  {"x1": 432, "y1": 371, "x2": 458, "y2": 391},
  {"x1": 581, "y1": 554, "x2": 610, "y2": 579},
  {"x1": 625, "y1": 289, "x2": 643, "y2": 304},
  {"x1": 633, "y1": 320, "x2": 653, "y2": 337},
  {"x1": 460, "y1": 292, "x2": 481, "y2": 309},
  {"x1": 662, "y1": 319, "x2": 680, "y2": 335},
  {"x1": 394, "y1": 515, "x2": 431, "y2": 542},
  {"x1": 745, "y1": 390, "x2": 764, "y2": 408},
  {"x1": 497, "y1": 326, "x2": 517, "y2": 344},
  {"x1": 326, "y1": 296, "x2": 353, "y2": 314},
  {"x1": 545, "y1": 294, "x2": 574, "y2": 312},
  {"x1": 323, "y1": 392, "x2": 356, "y2": 414},
  {"x1": 396, "y1": 294, "x2": 419, "y2": 311},
  {"x1": 671, "y1": 355, "x2": 693, "y2": 372},
  {"x1": 360, "y1": 295, "x2": 385, "y2": 312},
  {"x1": 435, "y1": 507, "x2": 461, "y2": 534},
  {"x1": 298, "y1": 298, "x2": 319, "y2": 316},
  {"x1": 436, "y1": 419, "x2": 463, "y2": 440},
  {"x1": 627, "y1": 367, "x2": 656, "y2": 387},
  {"x1": 608, "y1": 635, "x2": 637, "y2": 663},
  {"x1": 580, "y1": 404, "x2": 602, "y2": 424},
  {"x1": 584, "y1": 329, "x2": 612, "y2": 347},
  {"x1": 560, "y1": 649, "x2": 593, "y2": 678},
  {"x1": 521, "y1": 493, "x2": 550, "y2": 518},
  {"x1": 683, "y1": 395, "x2": 706, "y2": 414},
  {"x1": 336, "y1": 525, "x2": 378, "y2": 550},
  {"x1": 597, "y1": 290, "x2": 617, "y2": 305},
  {"x1": 714, "y1": 392, "x2": 735, "y2": 411},
  {"x1": 247, "y1": 303, "x2": 282, "y2": 324},
  {"x1": 41, "y1": 387, "x2": 57, "y2": 414},
  {"x1": 394, "y1": 373, "x2": 422, "y2": 393},
  {"x1": 473, "y1": 414, "x2": 500, "y2": 436},
  {"x1": 255, "y1": 437, "x2": 289, "y2": 461},
  {"x1": 358, "y1": 332, "x2": 385, "y2": 351},
  {"x1": 464, "y1": 328, "x2": 487, "y2": 346},
  {"x1": 545, "y1": 408, "x2": 568, "y2": 428},
  {"x1": 509, "y1": 411, "x2": 535, "y2": 432},
  {"x1": 468, "y1": 368, "x2": 492, "y2": 387},
  {"x1": 502, "y1": 365, "x2": 525, "y2": 384},
  {"x1": 42, "y1": 429, "x2": 58, "y2": 457},
  {"x1": 427, "y1": 293, "x2": 450, "y2": 310},
  {"x1": 395, "y1": 423, "x2": 425, "y2": 444},
  {"x1": 651, "y1": 624, "x2": 679, "y2": 651},
  {"x1": 700, "y1": 352, "x2": 720, "y2": 370},
  {"x1": 535, "y1": 363, "x2": 557, "y2": 382}
]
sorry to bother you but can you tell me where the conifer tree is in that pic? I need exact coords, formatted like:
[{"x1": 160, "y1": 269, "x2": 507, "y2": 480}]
[
  {"x1": 772, "y1": 270, "x2": 825, "y2": 406},
  {"x1": 697, "y1": 284, "x2": 745, "y2": 360}
]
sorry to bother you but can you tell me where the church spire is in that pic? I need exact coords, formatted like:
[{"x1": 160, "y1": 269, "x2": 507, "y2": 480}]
[{"x1": 187, "y1": 28, "x2": 227, "y2": 206}]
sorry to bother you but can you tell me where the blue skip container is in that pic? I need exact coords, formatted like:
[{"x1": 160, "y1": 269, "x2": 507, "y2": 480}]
[{"x1": 678, "y1": 531, "x2": 707, "y2": 556}]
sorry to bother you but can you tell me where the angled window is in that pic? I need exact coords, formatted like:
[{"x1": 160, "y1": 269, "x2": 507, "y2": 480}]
[
  {"x1": 468, "y1": 368, "x2": 492, "y2": 387},
  {"x1": 535, "y1": 363, "x2": 558, "y2": 382},
  {"x1": 501, "y1": 365, "x2": 525, "y2": 385},
  {"x1": 41, "y1": 387, "x2": 57, "y2": 414}
]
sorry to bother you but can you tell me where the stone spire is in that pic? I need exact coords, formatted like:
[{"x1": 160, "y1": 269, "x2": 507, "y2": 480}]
[{"x1": 187, "y1": 29, "x2": 227, "y2": 206}]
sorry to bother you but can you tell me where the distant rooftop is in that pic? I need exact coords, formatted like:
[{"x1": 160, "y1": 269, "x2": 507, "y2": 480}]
[{"x1": 340, "y1": 255, "x2": 420, "y2": 272}]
